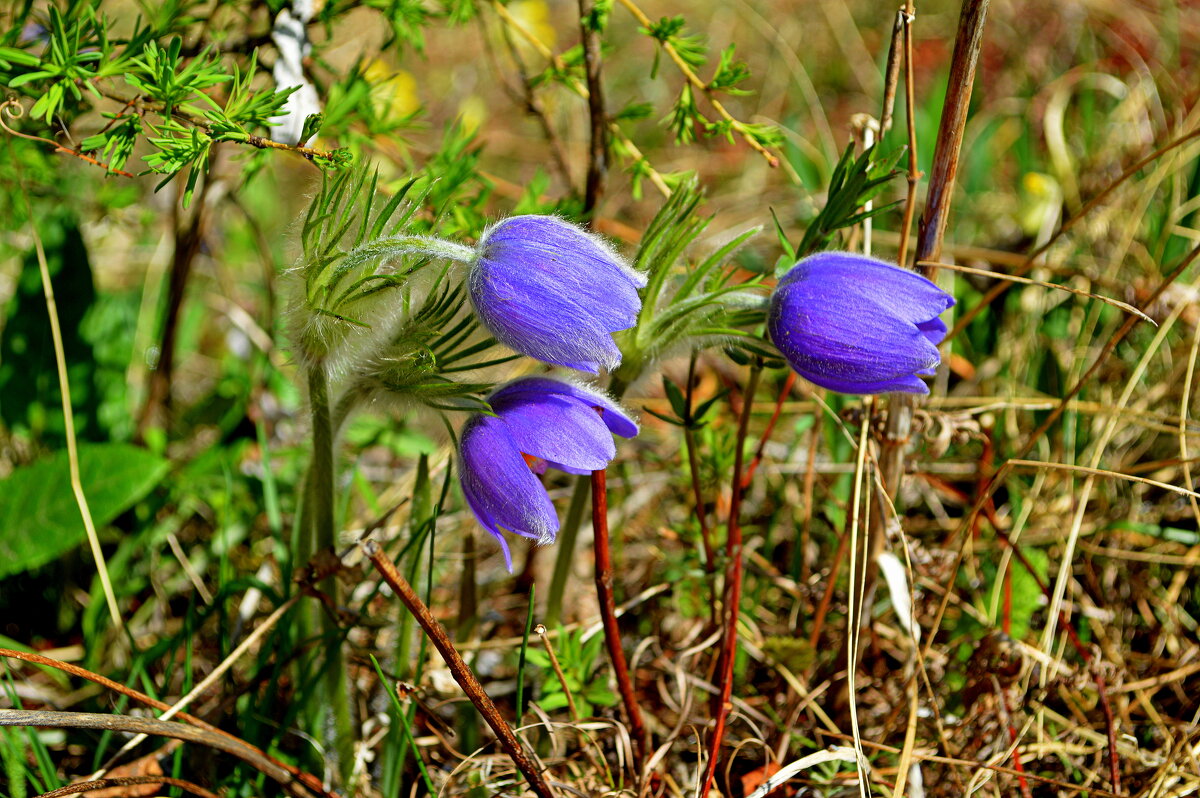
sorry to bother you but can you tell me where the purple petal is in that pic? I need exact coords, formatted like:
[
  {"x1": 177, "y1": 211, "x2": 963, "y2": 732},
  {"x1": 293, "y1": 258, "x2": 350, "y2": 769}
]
[
  {"x1": 458, "y1": 415, "x2": 559, "y2": 547},
  {"x1": 490, "y1": 377, "x2": 639, "y2": 438},
  {"x1": 917, "y1": 316, "x2": 948, "y2": 345},
  {"x1": 805, "y1": 372, "x2": 931, "y2": 395},
  {"x1": 494, "y1": 393, "x2": 616, "y2": 472},
  {"x1": 789, "y1": 252, "x2": 955, "y2": 325},
  {"x1": 461, "y1": 485, "x2": 514, "y2": 571}
]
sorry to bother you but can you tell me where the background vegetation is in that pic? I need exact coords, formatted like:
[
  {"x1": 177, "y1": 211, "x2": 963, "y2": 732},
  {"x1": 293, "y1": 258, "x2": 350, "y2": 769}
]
[{"x1": 1, "y1": 0, "x2": 1199, "y2": 796}]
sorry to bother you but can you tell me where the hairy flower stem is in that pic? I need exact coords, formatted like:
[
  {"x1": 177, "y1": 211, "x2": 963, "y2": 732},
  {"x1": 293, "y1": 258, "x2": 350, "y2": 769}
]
[
  {"x1": 700, "y1": 364, "x2": 762, "y2": 798},
  {"x1": 363, "y1": 540, "x2": 558, "y2": 798},
  {"x1": 298, "y1": 365, "x2": 356, "y2": 785},
  {"x1": 591, "y1": 468, "x2": 649, "y2": 768}
]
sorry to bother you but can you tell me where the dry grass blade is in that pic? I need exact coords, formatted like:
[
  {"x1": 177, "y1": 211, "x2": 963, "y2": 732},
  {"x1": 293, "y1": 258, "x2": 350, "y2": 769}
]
[
  {"x1": 1006, "y1": 459, "x2": 1200, "y2": 500},
  {"x1": 7, "y1": 135, "x2": 123, "y2": 632},
  {"x1": 917, "y1": 259, "x2": 1155, "y2": 323},
  {"x1": 90, "y1": 595, "x2": 301, "y2": 779},
  {"x1": 0, "y1": 709, "x2": 320, "y2": 798},
  {"x1": 36, "y1": 777, "x2": 219, "y2": 798}
]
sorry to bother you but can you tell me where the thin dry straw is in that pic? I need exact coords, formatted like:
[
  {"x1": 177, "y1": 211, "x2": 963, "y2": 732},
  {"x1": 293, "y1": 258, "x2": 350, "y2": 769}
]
[{"x1": 6, "y1": 122, "x2": 123, "y2": 632}]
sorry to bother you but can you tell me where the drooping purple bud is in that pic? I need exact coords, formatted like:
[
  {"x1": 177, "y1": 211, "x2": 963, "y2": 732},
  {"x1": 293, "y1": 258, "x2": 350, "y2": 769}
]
[
  {"x1": 457, "y1": 377, "x2": 638, "y2": 570},
  {"x1": 468, "y1": 216, "x2": 646, "y2": 373},
  {"x1": 768, "y1": 252, "x2": 955, "y2": 394}
]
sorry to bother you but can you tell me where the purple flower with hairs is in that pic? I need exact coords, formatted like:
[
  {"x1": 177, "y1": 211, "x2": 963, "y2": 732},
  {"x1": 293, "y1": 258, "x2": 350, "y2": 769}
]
[
  {"x1": 768, "y1": 252, "x2": 955, "y2": 395},
  {"x1": 458, "y1": 377, "x2": 638, "y2": 569},
  {"x1": 468, "y1": 216, "x2": 646, "y2": 373}
]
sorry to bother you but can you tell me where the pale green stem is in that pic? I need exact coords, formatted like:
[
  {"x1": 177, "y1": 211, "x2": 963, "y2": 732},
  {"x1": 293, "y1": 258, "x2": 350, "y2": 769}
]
[{"x1": 299, "y1": 364, "x2": 356, "y2": 786}]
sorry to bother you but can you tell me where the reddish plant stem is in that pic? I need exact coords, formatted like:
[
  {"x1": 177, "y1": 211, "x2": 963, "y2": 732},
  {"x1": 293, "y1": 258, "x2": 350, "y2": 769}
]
[
  {"x1": 992, "y1": 676, "x2": 1033, "y2": 798},
  {"x1": 363, "y1": 541, "x2": 557, "y2": 798},
  {"x1": 741, "y1": 371, "x2": 797, "y2": 490},
  {"x1": 0, "y1": 101, "x2": 136, "y2": 176},
  {"x1": 700, "y1": 364, "x2": 762, "y2": 798},
  {"x1": 808, "y1": 514, "x2": 851, "y2": 651},
  {"x1": 799, "y1": 393, "x2": 822, "y2": 586},
  {"x1": 591, "y1": 467, "x2": 649, "y2": 767}
]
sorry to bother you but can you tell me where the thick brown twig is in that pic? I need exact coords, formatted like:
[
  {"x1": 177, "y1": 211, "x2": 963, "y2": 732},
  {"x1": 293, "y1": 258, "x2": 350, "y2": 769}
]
[
  {"x1": 137, "y1": 168, "x2": 213, "y2": 438},
  {"x1": 591, "y1": 468, "x2": 649, "y2": 768},
  {"x1": 0, "y1": 709, "x2": 320, "y2": 798},
  {"x1": 879, "y1": 10, "x2": 905, "y2": 135},
  {"x1": 362, "y1": 540, "x2": 557, "y2": 798},
  {"x1": 578, "y1": 0, "x2": 608, "y2": 216}
]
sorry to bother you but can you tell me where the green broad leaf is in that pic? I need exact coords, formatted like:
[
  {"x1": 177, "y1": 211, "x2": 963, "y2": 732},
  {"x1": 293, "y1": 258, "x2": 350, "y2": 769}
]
[{"x1": 0, "y1": 444, "x2": 170, "y2": 578}]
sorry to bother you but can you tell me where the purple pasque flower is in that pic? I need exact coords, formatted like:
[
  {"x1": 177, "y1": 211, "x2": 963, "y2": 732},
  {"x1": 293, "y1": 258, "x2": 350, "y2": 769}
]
[
  {"x1": 768, "y1": 252, "x2": 955, "y2": 395},
  {"x1": 458, "y1": 377, "x2": 638, "y2": 569},
  {"x1": 468, "y1": 216, "x2": 647, "y2": 373}
]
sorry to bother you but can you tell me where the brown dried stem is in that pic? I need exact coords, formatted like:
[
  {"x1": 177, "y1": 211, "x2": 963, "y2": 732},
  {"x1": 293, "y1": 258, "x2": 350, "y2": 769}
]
[
  {"x1": 591, "y1": 467, "x2": 649, "y2": 768},
  {"x1": 0, "y1": 709, "x2": 319, "y2": 798},
  {"x1": 896, "y1": 3, "x2": 920, "y2": 269},
  {"x1": 578, "y1": 0, "x2": 608, "y2": 216},
  {"x1": 0, "y1": 643, "x2": 332, "y2": 798},
  {"x1": 361, "y1": 539, "x2": 557, "y2": 798},
  {"x1": 37, "y1": 777, "x2": 219, "y2": 798}
]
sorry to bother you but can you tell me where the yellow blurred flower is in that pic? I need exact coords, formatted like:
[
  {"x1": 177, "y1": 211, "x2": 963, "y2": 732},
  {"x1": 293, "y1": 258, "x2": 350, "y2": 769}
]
[
  {"x1": 458, "y1": 95, "x2": 488, "y2": 134},
  {"x1": 363, "y1": 60, "x2": 420, "y2": 120},
  {"x1": 509, "y1": 0, "x2": 556, "y2": 54}
]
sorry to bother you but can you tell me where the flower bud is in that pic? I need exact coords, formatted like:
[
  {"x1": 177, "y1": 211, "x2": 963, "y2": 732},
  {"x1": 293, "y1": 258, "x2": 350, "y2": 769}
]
[
  {"x1": 768, "y1": 252, "x2": 955, "y2": 394},
  {"x1": 468, "y1": 216, "x2": 646, "y2": 373}
]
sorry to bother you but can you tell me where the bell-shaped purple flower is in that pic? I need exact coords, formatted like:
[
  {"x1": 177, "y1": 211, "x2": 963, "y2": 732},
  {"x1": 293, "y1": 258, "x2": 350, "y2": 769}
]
[
  {"x1": 458, "y1": 377, "x2": 638, "y2": 569},
  {"x1": 768, "y1": 252, "x2": 955, "y2": 395},
  {"x1": 468, "y1": 216, "x2": 647, "y2": 373}
]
